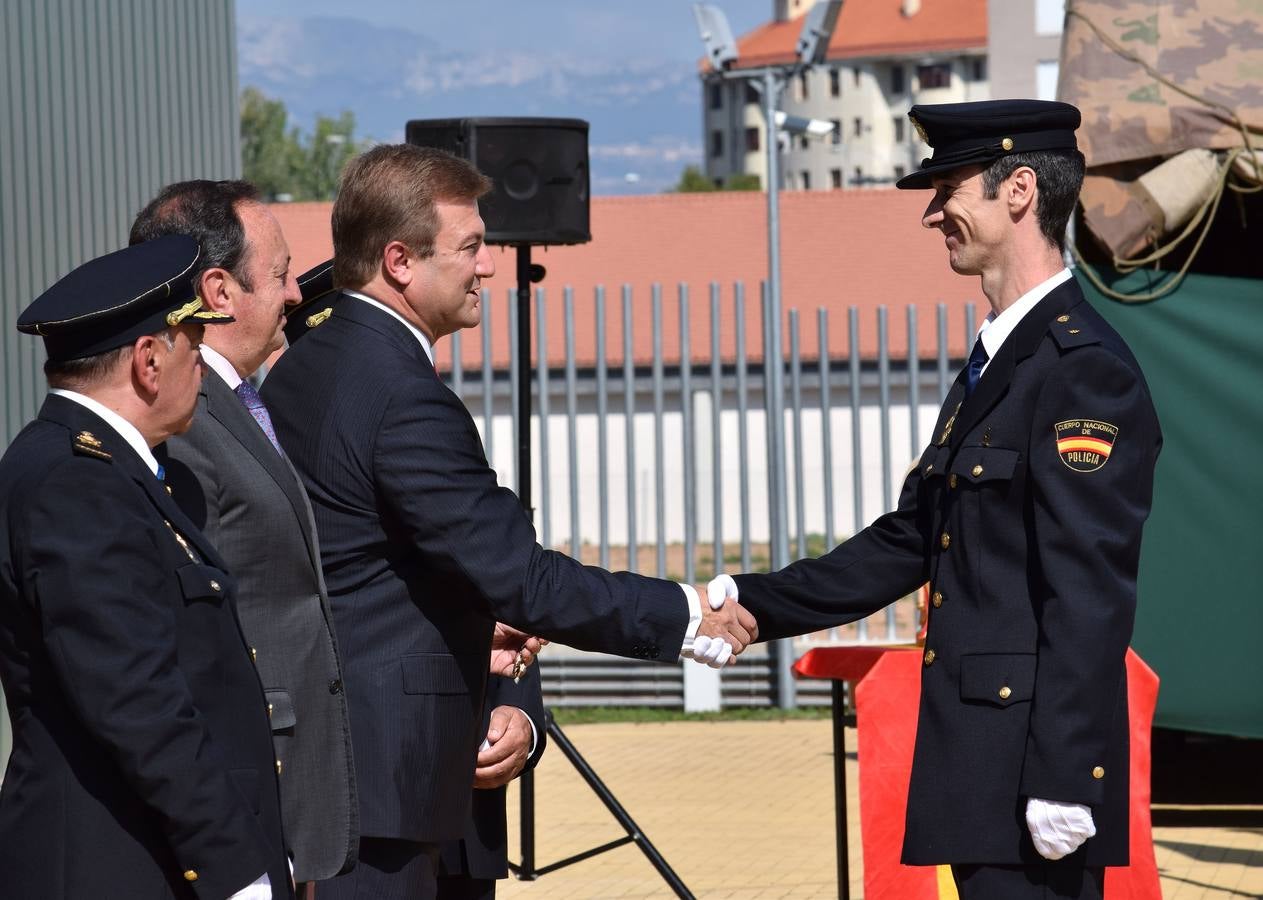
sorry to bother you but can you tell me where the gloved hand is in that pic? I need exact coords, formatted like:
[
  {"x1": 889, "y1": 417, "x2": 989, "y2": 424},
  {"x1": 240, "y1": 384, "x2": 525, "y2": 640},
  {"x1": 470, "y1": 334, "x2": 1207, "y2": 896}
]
[{"x1": 1025, "y1": 797, "x2": 1096, "y2": 860}]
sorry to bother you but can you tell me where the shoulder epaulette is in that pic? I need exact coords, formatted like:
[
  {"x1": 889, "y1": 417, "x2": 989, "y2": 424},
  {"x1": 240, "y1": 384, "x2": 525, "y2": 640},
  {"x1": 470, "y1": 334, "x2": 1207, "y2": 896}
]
[
  {"x1": 1049, "y1": 312, "x2": 1101, "y2": 351},
  {"x1": 72, "y1": 430, "x2": 112, "y2": 461}
]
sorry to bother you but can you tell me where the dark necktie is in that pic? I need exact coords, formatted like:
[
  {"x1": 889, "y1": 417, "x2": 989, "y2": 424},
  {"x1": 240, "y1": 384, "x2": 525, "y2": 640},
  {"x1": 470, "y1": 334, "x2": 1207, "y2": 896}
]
[
  {"x1": 965, "y1": 336, "x2": 989, "y2": 397},
  {"x1": 234, "y1": 380, "x2": 283, "y2": 453}
]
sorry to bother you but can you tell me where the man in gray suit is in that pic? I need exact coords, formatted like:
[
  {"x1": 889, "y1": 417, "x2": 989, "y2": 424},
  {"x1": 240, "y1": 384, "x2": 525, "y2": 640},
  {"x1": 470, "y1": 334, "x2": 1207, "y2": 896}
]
[{"x1": 130, "y1": 181, "x2": 358, "y2": 890}]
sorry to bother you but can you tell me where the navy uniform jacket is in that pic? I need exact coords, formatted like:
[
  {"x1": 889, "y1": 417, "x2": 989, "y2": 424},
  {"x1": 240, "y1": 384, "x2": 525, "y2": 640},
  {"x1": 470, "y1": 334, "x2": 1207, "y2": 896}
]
[
  {"x1": 734, "y1": 279, "x2": 1161, "y2": 866},
  {"x1": 261, "y1": 296, "x2": 687, "y2": 843},
  {"x1": 0, "y1": 396, "x2": 291, "y2": 898},
  {"x1": 439, "y1": 665, "x2": 548, "y2": 882}
]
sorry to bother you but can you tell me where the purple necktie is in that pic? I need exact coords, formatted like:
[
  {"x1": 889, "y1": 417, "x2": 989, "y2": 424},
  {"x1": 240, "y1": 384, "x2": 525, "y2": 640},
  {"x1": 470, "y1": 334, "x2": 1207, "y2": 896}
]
[{"x1": 234, "y1": 380, "x2": 283, "y2": 453}]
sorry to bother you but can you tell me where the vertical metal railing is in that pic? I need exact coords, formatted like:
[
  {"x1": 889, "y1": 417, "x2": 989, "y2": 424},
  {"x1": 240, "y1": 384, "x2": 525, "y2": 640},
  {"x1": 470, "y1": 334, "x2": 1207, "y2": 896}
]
[{"x1": 441, "y1": 283, "x2": 971, "y2": 702}]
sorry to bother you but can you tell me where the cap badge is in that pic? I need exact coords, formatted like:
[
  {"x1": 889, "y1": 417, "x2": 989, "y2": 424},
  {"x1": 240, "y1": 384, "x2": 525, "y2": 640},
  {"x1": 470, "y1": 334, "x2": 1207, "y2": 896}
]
[{"x1": 1055, "y1": 419, "x2": 1118, "y2": 472}]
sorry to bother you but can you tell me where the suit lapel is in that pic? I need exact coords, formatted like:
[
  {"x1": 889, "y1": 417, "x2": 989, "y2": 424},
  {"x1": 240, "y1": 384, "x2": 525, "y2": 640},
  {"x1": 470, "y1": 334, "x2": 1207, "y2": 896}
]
[
  {"x1": 335, "y1": 293, "x2": 438, "y2": 377},
  {"x1": 202, "y1": 370, "x2": 319, "y2": 562},
  {"x1": 949, "y1": 279, "x2": 1083, "y2": 448}
]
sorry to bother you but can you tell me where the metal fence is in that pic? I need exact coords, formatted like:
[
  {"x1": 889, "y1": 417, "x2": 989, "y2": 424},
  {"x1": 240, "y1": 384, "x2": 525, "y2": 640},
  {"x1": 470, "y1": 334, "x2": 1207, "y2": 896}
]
[{"x1": 439, "y1": 281, "x2": 978, "y2": 707}]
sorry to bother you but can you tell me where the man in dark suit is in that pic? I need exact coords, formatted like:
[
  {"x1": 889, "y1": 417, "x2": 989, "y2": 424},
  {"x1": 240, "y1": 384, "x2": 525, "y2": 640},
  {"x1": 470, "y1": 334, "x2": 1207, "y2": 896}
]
[
  {"x1": 0, "y1": 237, "x2": 292, "y2": 899},
  {"x1": 711, "y1": 101, "x2": 1162, "y2": 900},
  {"x1": 129, "y1": 181, "x2": 359, "y2": 889},
  {"x1": 261, "y1": 144, "x2": 756, "y2": 899},
  {"x1": 436, "y1": 667, "x2": 547, "y2": 900}
]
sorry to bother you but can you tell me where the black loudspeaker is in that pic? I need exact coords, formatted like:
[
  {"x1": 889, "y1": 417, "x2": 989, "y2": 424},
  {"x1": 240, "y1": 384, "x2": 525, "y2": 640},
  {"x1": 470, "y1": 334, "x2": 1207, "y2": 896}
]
[{"x1": 404, "y1": 117, "x2": 590, "y2": 246}]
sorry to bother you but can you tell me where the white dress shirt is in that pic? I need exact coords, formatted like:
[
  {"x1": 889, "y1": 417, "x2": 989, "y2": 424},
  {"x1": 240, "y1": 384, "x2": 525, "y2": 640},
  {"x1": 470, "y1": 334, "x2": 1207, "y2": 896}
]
[
  {"x1": 976, "y1": 267, "x2": 1073, "y2": 377},
  {"x1": 199, "y1": 343, "x2": 244, "y2": 390}
]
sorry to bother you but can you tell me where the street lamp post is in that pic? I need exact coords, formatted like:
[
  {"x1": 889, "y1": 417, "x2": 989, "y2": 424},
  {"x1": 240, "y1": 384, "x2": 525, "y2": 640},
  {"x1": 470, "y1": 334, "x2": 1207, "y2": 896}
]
[{"x1": 694, "y1": 1, "x2": 841, "y2": 709}]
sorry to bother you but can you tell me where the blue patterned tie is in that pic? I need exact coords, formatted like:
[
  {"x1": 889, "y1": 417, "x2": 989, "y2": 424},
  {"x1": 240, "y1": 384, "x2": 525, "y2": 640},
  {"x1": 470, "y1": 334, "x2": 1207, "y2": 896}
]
[
  {"x1": 965, "y1": 336, "x2": 989, "y2": 397},
  {"x1": 234, "y1": 380, "x2": 283, "y2": 453}
]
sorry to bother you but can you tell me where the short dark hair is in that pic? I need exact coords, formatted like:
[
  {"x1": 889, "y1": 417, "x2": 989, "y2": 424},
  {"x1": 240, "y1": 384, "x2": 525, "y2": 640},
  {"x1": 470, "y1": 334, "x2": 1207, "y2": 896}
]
[
  {"x1": 980, "y1": 150, "x2": 1084, "y2": 251},
  {"x1": 332, "y1": 144, "x2": 492, "y2": 289},
  {"x1": 130, "y1": 180, "x2": 262, "y2": 291},
  {"x1": 43, "y1": 328, "x2": 176, "y2": 390}
]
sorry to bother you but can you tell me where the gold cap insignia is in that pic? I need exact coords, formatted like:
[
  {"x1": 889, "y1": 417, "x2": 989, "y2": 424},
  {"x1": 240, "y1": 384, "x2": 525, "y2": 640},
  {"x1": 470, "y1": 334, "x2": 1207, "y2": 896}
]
[
  {"x1": 910, "y1": 114, "x2": 929, "y2": 144},
  {"x1": 166, "y1": 297, "x2": 233, "y2": 327},
  {"x1": 306, "y1": 307, "x2": 333, "y2": 329}
]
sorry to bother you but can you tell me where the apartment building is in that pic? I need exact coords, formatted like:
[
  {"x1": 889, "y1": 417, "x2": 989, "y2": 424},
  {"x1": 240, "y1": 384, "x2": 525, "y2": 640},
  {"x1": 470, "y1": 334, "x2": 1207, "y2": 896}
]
[{"x1": 701, "y1": 0, "x2": 988, "y2": 190}]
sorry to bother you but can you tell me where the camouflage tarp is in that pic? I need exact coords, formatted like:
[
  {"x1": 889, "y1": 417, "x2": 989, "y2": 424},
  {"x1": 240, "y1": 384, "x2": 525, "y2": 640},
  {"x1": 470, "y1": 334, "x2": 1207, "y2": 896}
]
[{"x1": 1059, "y1": 0, "x2": 1263, "y2": 258}]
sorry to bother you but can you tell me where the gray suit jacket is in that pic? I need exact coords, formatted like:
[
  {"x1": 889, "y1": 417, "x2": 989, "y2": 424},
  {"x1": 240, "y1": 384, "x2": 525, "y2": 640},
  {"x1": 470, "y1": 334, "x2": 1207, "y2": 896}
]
[{"x1": 160, "y1": 368, "x2": 358, "y2": 882}]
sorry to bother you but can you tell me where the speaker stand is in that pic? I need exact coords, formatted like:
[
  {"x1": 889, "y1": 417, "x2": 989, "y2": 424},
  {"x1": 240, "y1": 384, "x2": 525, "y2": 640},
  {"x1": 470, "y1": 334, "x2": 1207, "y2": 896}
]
[{"x1": 508, "y1": 244, "x2": 693, "y2": 899}]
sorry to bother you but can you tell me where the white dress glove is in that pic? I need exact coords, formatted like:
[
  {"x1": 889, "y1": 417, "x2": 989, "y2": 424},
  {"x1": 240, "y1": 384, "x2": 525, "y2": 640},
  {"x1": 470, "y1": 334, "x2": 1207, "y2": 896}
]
[
  {"x1": 688, "y1": 575, "x2": 741, "y2": 667},
  {"x1": 1025, "y1": 797, "x2": 1096, "y2": 860},
  {"x1": 678, "y1": 583, "x2": 731, "y2": 668}
]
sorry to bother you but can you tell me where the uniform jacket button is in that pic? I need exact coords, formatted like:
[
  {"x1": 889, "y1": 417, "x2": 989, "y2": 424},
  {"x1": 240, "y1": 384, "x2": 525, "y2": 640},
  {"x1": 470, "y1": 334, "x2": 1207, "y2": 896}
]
[
  {"x1": 971, "y1": 464, "x2": 983, "y2": 477},
  {"x1": 328, "y1": 679, "x2": 343, "y2": 694},
  {"x1": 276, "y1": 759, "x2": 283, "y2": 775},
  {"x1": 940, "y1": 532, "x2": 951, "y2": 550},
  {"x1": 998, "y1": 686, "x2": 1012, "y2": 700},
  {"x1": 183, "y1": 870, "x2": 199, "y2": 882},
  {"x1": 931, "y1": 591, "x2": 943, "y2": 608},
  {"x1": 250, "y1": 647, "x2": 258, "y2": 663},
  {"x1": 949, "y1": 474, "x2": 958, "y2": 489},
  {"x1": 209, "y1": 580, "x2": 221, "y2": 592},
  {"x1": 923, "y1": 649, "x2": 936, "y2": 666},
  {"x1": 1092, "y1": 766, "x2": 1105, "y2": 779}
]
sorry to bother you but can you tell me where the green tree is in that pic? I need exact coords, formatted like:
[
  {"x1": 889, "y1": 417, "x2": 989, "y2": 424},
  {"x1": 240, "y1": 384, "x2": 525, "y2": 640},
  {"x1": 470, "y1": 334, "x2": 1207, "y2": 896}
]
[
  {"x1": 240, "y1": 87, "x2": 360, "y2": 201},
  {"x1": 671, "y1": 165, "x2": 763, "y2": 193}
]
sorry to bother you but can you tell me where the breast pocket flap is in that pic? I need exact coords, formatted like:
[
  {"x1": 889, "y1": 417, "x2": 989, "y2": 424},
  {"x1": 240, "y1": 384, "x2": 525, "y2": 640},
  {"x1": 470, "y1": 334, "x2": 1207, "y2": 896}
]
[
  {"x1": 960, "y1": 652, "x2": 1036, "y2": 706},
  {"x1": 264, "y1": 688, "x2": 297, "y2": 731},
  {"x1": 176, "y1": 563, "x2": 229, "y2": 604},
  {"x1": 951, "y1": 446, "x2": 1020, "y2": 484}
]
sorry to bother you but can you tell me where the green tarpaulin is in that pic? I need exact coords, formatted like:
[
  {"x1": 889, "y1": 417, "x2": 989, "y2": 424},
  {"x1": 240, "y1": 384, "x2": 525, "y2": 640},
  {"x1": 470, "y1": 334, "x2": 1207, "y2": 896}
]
[{"x1": 1082, "y1": 268, "x2": 1263, "y2": 738}]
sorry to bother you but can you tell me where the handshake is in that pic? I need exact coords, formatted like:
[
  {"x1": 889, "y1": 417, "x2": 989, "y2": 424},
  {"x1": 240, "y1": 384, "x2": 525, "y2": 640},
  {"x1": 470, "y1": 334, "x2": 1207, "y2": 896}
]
[{"x1": 681, "y1": 574, "x2": 758, "y2": 668}]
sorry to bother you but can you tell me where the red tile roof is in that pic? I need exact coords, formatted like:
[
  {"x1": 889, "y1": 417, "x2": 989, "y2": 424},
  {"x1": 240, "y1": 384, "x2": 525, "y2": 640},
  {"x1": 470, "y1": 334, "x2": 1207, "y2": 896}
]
[
  {"x1": 720, "y1": 0, "x2": 986, "y2": 70},
  {"x1": 268, "y1": 189, "x2": 984, "y2": 373}
]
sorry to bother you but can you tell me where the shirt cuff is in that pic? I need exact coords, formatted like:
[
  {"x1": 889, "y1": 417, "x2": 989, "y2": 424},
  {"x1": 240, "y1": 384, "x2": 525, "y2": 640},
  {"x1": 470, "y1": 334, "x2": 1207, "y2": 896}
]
[
  {"x1": 676, "y1": 582, "x2": 702, "y2": 660},
  {"x1": 512, "y1": 706, "x2": 539, "y2": 760}
]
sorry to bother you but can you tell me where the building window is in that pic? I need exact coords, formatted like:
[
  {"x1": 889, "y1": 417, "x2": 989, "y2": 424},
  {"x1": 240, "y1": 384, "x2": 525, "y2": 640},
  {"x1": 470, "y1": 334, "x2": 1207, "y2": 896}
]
[
  {"x1": 893, "y1": 117, "x2": 904, "y2": 143},
  {"x1": 830, "y1": 119, "x2": 842, "y2": 144},
  {"x1": 891, "y1": 65, "x2": 905, "y2": 94},
  {"x1": 799, "y1": 133, "x2": 810, "y2": 150},
  {"x1": 853, "y1": 166, "x2": 864, "y2": 185},
  {"x1": 1036, "y1": 60, "x2": 1059, "y2": 101},
  {"x1": 801, "y1": 170, "x2": 811, "y2": 190},
  {"x1": 708, "y1": 83, "x2": 723, "y2": 110},
  {"x1": 798, "y1": 71, "x2": 810, "y2": 101},
  {"x1": 972, "y1": 58, "x2": 987, "y2": 81},
  {"x1": 853, "y1": 117, "x2": 863, "y2": 138},
  {"x1": 853, "y1": 67, "x2": 861, "y2": 88},
  {"x1": 745, "y1": 83, "x2": 760, "y2": 105},
  {"x1": 711, "y1": 130, "x2": 724, "y2": 158},
  {"x1": 917, "y1": 64, "x2": 952, "y2": 90},
  {"x1": 745, "y1": 126, "x2": 761, "y2": 153},
  {"x1": 1036, "y1": 0, "x2": 1066, "y2": 35},
  {"x1": 830, "y1": 168, "x2": 843, "y2": 189},
  {"x1": 829, "y1": 68, "x2": 841, "y2": 97},
  {"x1": 893, "y1": 165, "x2": 905, "y2": 180}
]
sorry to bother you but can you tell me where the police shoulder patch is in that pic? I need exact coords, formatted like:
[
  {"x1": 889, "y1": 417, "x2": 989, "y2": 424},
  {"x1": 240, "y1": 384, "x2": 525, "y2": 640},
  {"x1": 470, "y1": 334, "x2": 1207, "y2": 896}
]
[
  {"x1": 72, "y1": 430, "x2": 112, "y2": 461},
  {"x1": 1054, "y1": 419, "x2": 1117, "y2": 472}
]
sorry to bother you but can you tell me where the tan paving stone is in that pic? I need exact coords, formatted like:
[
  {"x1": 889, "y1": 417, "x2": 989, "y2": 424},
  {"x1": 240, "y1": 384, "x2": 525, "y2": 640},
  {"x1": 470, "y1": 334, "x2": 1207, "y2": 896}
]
[{"x1": 494, "y1": 719, "x2": 1263, "y2": 899}]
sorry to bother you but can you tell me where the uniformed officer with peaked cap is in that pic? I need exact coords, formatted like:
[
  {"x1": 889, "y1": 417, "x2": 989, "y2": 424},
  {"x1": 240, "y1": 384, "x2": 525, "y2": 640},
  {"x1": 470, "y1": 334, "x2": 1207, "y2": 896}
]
[
  {"x1": 713, "y1": 99, "x2": 1161, "y2": 900},
  {"x1": 282, "y1": 257, "x2": 337, "y2": 345},
  {"x1": 0, "y1": 236, "x2": 293, "y2": 899}
]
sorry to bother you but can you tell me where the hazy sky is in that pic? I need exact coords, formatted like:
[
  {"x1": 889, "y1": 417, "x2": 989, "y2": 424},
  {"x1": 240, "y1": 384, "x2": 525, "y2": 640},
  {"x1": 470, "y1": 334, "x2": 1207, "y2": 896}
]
[{"x1": 236, "y1": 0, "x2": 773, "y2": 193}]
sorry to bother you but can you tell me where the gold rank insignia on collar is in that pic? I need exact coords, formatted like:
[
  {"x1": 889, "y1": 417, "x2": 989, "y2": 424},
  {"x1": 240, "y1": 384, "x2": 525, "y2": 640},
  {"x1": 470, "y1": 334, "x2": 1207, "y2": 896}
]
[
  {"x1": 937, "y1": 401, "x2": 962, "y2": 445},
  {"x1": 72, "y1": 430, "x2": 111, "y2": 461},
  {"x1": 306, "y1": 307, "x2": 333, "y2": 329}
]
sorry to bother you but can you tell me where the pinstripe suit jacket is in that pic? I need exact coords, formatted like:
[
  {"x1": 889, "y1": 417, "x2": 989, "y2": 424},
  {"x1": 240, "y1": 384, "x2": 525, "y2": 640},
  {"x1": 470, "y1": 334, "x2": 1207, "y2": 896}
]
[
  {"x1": 160, "y1": 369, "x2": 358, "y2": 882},
  {"x1": 261, "y1": 294, "x2": 688, "y2": 842}
]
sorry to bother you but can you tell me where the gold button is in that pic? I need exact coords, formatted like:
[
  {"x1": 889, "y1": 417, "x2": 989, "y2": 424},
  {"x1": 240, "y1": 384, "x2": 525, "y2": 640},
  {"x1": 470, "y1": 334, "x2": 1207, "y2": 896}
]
[
  {"x1": 998, "y1": 686, "x2": 1012, "y2": 700},
  {"x1": 923, "y1": 649, "x2": 936, "y2": 666},
  {"x1": 940, "y1": 532, "x2": 951, "y2": 549},
  {"x1": 1092, "y1": 766, "x2": 1105, "y2": 779},
  {"x1": 1057, "y1": 315, "x2": 1070, "y2": 323},
  {"x1": 165, "y1": 485, "x2": 173, "y2": 496},
  {"x1": 971, "y1": 464, "x2": 983, "y2": 477},
  {"x1": 949, "y1": 474, "x2": 958, "y2": 489},
  {"x1": 276, "y1": 759, "x2": 283, "y2": 775},
  {"x1": 924, "y1": 463, "x2": 934, "y2": 475},
  {"x1": 209, "y1": 580, "x2": 221, "y2": 592},
  {"x1": 250, "y1": 647, "x2": 258, "y2": 663},
  {"x1": 1069, "y1": 329, "x2": 1081, "y2": 334},
  {"x1": 932, "y1": 591, "x2": 943, "y2": 608},
  {"x1": 267, "y1": 703, "x2": 274, "y2": 718},
  {"x1": 183, "y1": 870, "x2": 199, "y2": 882},
  {"x1": 1001, "y1": 137, "x2": 1014, "y2": 151}
]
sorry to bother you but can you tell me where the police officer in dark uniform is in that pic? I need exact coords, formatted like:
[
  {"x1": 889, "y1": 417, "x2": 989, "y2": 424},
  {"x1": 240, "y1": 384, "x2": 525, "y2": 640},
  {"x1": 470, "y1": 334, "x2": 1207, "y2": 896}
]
[
  {"x1": 710, "y1": 100, "x2": 1162, "y2": 899},
  {"x1": 0, "y1": 237, "x2": 293, "y2": 899}
]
